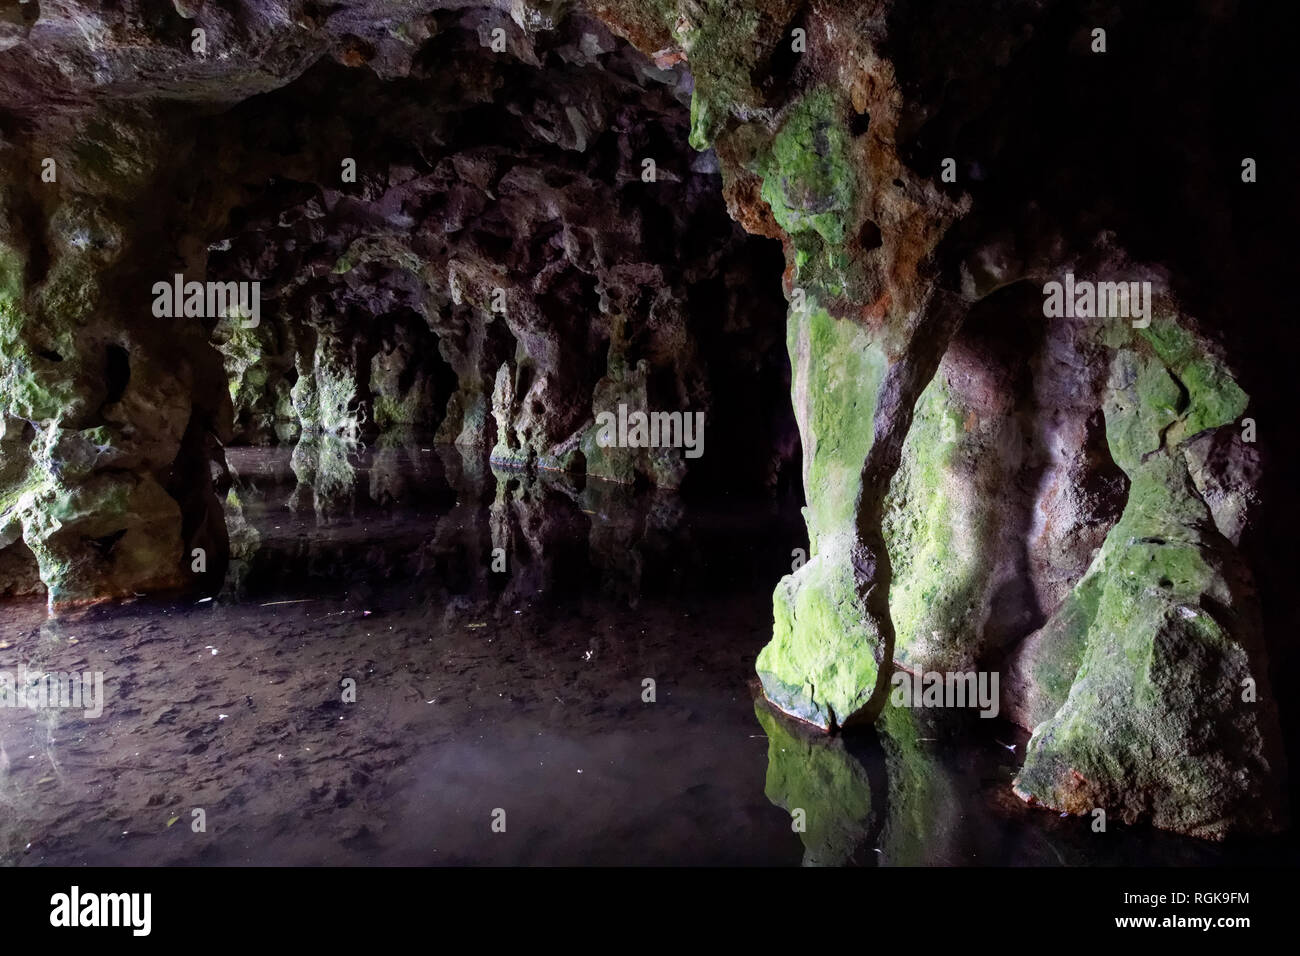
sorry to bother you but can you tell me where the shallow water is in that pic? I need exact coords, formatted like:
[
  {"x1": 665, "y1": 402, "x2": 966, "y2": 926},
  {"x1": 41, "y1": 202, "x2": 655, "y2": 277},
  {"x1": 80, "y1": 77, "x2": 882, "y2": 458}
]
[{"x1": 0, "y1": 443, "x2": 1289, "y2": 866}]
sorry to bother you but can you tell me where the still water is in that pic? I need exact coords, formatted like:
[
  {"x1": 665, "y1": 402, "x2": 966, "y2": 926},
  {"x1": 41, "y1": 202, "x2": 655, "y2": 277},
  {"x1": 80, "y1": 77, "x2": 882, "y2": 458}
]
[{"x1": 0, "y1": 441, "x2": 1283, "y2": 865}]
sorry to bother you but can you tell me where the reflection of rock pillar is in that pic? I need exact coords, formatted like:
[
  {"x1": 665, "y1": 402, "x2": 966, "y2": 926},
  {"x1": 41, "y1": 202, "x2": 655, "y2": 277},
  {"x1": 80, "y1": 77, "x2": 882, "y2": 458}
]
[
  {"x1": 874, "y1": 704, "x2": 962, "y2": 866},
  {"x1": 491, "y1": 468, "x2": 587, "y2": 602},
  {"x1": 754, "y1": 701, "x2": 877, "y2": 867},
  {"x1": 580, "y1": 480, "x2": 644, "y2": 607},
  {"x1": 489, "y1": 466, "x2": 514, "y2": 575},
  {"x1": 431, "y1": 444, "x2": 495, "y2": 601},
  {"x1": 220, "y1": 486, "x2": 262, "y2": 599},
  {"x1": 756, "y1": 698, "x2": 969, "y2": 866},
  {"x1": 289, "y1": 434, "x2": 357, "y2": 520}
]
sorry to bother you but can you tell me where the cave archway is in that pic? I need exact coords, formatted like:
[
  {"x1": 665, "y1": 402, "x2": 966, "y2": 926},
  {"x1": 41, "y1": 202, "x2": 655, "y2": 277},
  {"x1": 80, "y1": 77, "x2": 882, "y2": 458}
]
[{"x1": 188, "y1": 14, "x2": 801, "y2": 503}]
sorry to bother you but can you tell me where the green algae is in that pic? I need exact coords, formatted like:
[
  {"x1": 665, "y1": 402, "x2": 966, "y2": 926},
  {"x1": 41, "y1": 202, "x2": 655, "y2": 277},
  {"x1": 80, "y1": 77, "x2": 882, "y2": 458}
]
[
  {"x1": 662, "y1": 0, "x2": 765, "y2": 151},
  {"x1": 1015, "y1": 323, "x2": 1278, "y2": 837},
  {"x1": 290, "y1": 434, "x2": 358, "y2": 515},
  {"x1": 755, "y1": 301, "x2": 886, "y2": 727},
  {"x1": 1137, "y1": 320, "x2": 1248, "y2": 443},
  {"x1": 214, "y1": 314, "x2": 275, "y2": 409},
  {"x1": 760, "y1": 542, "x2": 882, "y2": 728},
  {"x1": 758, "y1": 88, "x2": 856, "y2": 246},
  {"x1": 881, "y1": 375, "x2": 992, "y2": 670},
  {"x1": 794, "y1": 303, "x2": 883, "y2": 543}
]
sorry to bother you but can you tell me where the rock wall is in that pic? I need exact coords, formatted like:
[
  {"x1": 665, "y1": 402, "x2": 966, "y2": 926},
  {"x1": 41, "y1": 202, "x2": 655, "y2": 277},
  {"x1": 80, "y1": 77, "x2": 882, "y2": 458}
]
[
  {"x1": 0, "y1": 0, "x2": 1292, "y2": 838},
  {"x1": 593, "y1": 0, "x2": 1291, "y2": 837}
]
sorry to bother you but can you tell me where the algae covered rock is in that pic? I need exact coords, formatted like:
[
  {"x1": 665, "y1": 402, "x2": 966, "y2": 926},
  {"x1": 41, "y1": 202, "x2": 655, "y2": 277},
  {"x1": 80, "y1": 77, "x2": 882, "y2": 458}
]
[
  {"x1": 1013, "y1": 318, "x2": 1284, "y2": 838},
  {"x1": 0, "y1": 189, "x2": 202, "y2": 605},
  {"x1": 756, "y1": 303, "x2": 888, "y2": 728},
  {"x1": 20, "y1": 472, "x2": 186, "y2": 606},
  {"x1": 882, "y1": 373, "x2": 1002, "y2": 672},
  {"x1": 758, "y1": 87, "x2": 858, "y2": 246}
]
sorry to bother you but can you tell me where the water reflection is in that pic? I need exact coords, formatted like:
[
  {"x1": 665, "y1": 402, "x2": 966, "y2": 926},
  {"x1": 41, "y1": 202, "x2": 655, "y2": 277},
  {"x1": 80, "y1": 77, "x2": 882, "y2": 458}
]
[
  {"x1": 0, "y1": 441, "x2": 808, "y2": 865},
  {"x1": 0, "y1": 440, "x2": 1283, "y2": 865},
  {"x1": 755, "y1": 700, "x2": 879, "y2": 866}
]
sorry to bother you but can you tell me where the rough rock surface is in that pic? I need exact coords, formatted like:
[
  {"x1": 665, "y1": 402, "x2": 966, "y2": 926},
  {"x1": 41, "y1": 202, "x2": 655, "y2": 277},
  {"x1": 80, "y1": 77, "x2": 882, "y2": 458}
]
[
  {"x1": 0, "y1": 0, "x2": 1293, "y2": 839},
  {"x1": 594, "y1": 0, "x2": 1292, "y2": 837},
  {"x1": 0, "y1": 3, "x2": 798, "y2": 607}
]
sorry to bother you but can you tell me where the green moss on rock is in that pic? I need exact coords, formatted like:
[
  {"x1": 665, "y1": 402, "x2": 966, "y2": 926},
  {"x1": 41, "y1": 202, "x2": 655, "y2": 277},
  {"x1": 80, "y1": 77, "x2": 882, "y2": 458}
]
[
  {"x1": 756, "y1": 301, "x2": 887, "y2": 728},
  {"x1": 664, "y1": 0, "x2": 765, "y2": 151},
  {"x1": 795, "y1": 304, "x2": 883, "y2": 541},
  {"x1": 759, "y1": 88, "x2": 857, "y2": 246},
  {"x1": 1015, "y1": 325, "x2": 1281, "y2": 838},
  {"x1": 1016, "y1": 571, "x2": 1104, "y2": 729},
  {"x1": 881, "y1": 376, "x2": 994, "y2": 670},
  {"x1": 1137, "y1": 320, "x2": 1248, "y2": 444},
  {"x1": 760, "y1": 541, "x2": 883, "y2": 728}
]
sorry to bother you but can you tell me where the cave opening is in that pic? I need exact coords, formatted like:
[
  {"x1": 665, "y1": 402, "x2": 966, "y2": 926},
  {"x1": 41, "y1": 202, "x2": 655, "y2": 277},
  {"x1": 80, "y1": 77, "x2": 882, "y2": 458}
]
[
  {"x1": 0, "y1": 5, "x2": 823, "y2": 867},
  {"x1": 187, "y1": 17, "x2": 801, "y2": 510}
]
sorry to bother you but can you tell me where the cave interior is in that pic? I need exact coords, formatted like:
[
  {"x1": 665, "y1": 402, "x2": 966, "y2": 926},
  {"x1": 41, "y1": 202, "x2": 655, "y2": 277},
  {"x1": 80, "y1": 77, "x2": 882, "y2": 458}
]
[{"x1": 0, "y1": 0, "x2": 1296, "y2": 865}]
